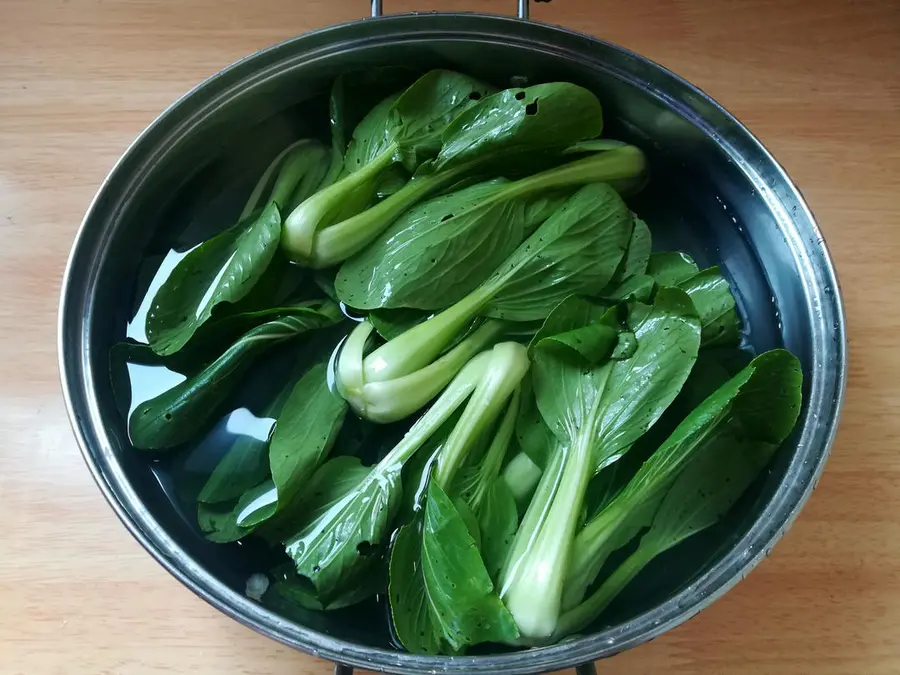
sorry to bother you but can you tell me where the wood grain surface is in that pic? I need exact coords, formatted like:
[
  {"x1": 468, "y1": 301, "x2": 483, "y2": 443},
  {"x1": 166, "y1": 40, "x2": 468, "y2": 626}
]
[{"x1": 1, "y1": 0, "x2": 898, "y2": 673}]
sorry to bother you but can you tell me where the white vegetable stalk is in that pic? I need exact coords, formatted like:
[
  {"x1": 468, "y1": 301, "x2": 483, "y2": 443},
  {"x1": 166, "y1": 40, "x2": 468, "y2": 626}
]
[
  {"x1": 498, "y1": 434, "x2": 594, "y2": 638},
  {"x1": 281, "y1": 144, "x2": 472, "y2": 269},
  {"x1": 240, "y1": 140, "x2": 330, "y2": 222},
  {"x1": 465, "y1": 387, "x2": 520, "y2": 513},
  {"x1": 337, "y1": 341, "x2": 530, "y2": 487},
  {"x1": 501, "y1": 450, "x2": 544, "y2": 508},
  {"x1": 337, "y1": 319, "x2": 505, "y2": 423},
  {"x1": 281, "y1": 147, "x2": 396, "y2": 266},
  {"x1": 433, "y1": 342, "x2": 529, "y2": 489},
  {"x1": 499, "y1": 368, "x2": 612, "y2": 639}
]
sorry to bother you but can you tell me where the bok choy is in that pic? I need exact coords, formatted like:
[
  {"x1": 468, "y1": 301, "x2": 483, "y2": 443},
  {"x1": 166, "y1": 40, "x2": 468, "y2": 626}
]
[
  {"x1": 281, "y1": 76, "x2": 611, "y2": 268},
  {"x1": 113, "y1": 66, "x2": 804, "y2": 658}
]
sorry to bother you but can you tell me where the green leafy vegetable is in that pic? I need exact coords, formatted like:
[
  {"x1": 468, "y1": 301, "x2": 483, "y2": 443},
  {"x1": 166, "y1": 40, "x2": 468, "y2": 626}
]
[
  {"x1": 678, "y1": 266, "x2": 741, "y2": 346},
  {"x1": 337, "y1": 148, "x2": 645, "y2": 311},
  {"x1": 498, "y1": 288, "x2": 701, "y2": 638},
  {"x1": 227, "y1": 363, "x2": 348, "y2": 530},
  {"x1": 145, "y1": 203, "x2": 283, "y2": 356},
  {"x1": 452, "y1": 387, "x2": 522, "y2": 579},
  {"x1": 647, "y1": 251, "x2": 699, "y2": 286},
  {"x1": 272, "y1": 562, "x2": 385, "y2": 611},
  {"x1": 282, "y1": 78, "x2": 620, "y2": 269},
  {"x1": 284, "y1": 342, "x2": 528, "y2": 604},
  {"x1": 555, "y1": 349, "x2": 802, "y2": 635},
  {"x1": 561, "y1": 349, "x2": 802, "y2": 612},
  {"x1": 283, "y1": 71, "x2": 495, "y2": 267},
  {"x1": 368, "y1": 307, "x2": 431, "y2": 341},
  {"x1": 146, "y1": 139, "x2": 331, "y2": 356},
  {"x1": 269, "y1": 364, "x2": 347, "y2": 506},
  {"x1": 113, "y1": 69, "x2": 805, "y2": 656},
  {"x1": 389, "y1": 481, "x2": 519, "y2": 654},
  {"x1": 337, "y1": 319, "x2": 506, "y2": 423},
  {"x1": 197, "y1": 379, "x2": 296, "y2": 505},
  {"x1": 325, "y1": 67, "x2": 418, "y2": 185},
  {"x1": 346, "y1": 70, "x2": 496, "y2": 173},
  {"x1": 639, "y1": 252, "x2": 741, "y2": 346},
  {"x1": 350, "y1": 183, "x2": 635, "y2": 396},
  {"x1": 431, "y1": 82, "x2": 603, "y2": 172},
  {"x1": 129, "y1": 302, "x2": 342, "y2": 450},
  {"x1": 615, "y1": 215, "x2": 652, "y2": 281}
]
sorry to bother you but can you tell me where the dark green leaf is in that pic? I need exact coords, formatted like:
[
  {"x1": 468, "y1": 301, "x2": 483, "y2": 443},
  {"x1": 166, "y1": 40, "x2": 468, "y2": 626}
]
[
  {"x1": 145, "y1": 202, "x2": 282, "y2": 356},
  {"x1": 284, "y1": 457, "x2": 402, "y2": 605},
  {"x1": 564, "y1": 139, "x2": 628, "y2": 154},
  {"x1": 369, "y1": 307, "x2": 431, "y2": 341},
  {"x1": 454, "y1": 497, "x2": 482, "y2": 549},
  {"x1": 129, "y1": 303, "x2": 342, "y2": 450},
  {"x1": 398, "y1": 411, "x2": 464, "y2": 524},
  {"x1": 336, "y1": 179, "x2": 522, "y2": 310},
  {"x1": 533, "y1": 288, "x2": 701, "y2": 473},
  {"x1": 433, "y1": 82, "x2": 604, "y2": 173},
  {"x1": 556, "y1": 351, "x2": 802, "y2": 638},
  {"x1": 389, "y1": 481, "x2": 519, "y2": 654},
  {"x1": 531, "y1": 305, "x2": 621, "y2": 451},
  {"x1": 581, "y1": 448, "x2": 642, "y2": 523},
  {"x1": 588, "y1": 288, "x2": 702, "y2": 470},
  {"x1": 260, "y1": 455, "x2": 373, "y2": 545},
  {"x1": 270, "y1": 560, "x2": 385, "y2": 611},
  {"x1": 610, "y1": 331, "x2": 637, "y2": 360},
  {"x1": 345, "y1": 70, "x2": 495, "y2": 173},
  {"x1": 527, "y1": 295, "x2": 610, "y2": 353},
  {"x1": 484, "y1": 183, "x2": 634, "y2": 321},
  {"x1": 198, "y1": 479, "x2": 273, "y2": 543},
  {"x1": 477, "y1": 479, "x2": 519, "y2": 582},
  {"x1": 184, "y1": 300, "x2": 330, "y2": 365},
  {"x1": 646, "y1": 251, "x2": 699, "y2": 287},
  {"x1": 514, "y1": 374, "x2": 558, "y2": 470},
  {"x1": 678, "y1": 266, "x2": 741, "y2": 347},
  {"x1": 562, "y1": 349, "x2": 802, "y2": 612},
  {"x1": 600, "y1": 274, "x2": 655, "y2": 303},
  {"x1": 328, "y1": 67, "x2": 419, "y2": 165},
  {"x1": 343, "y1": 92, "x2": 402, "y2": 173},
  {"x1": 197, "y1": 423, "x2": 274, "y2": 505},
  {"x1": 267, "y1": 363, "x2": 348, "y2": 516},
  {"x1": 535, "y1": 322, "x2": 618, "y2": 365},
  {"x1": 617, "y1": 215, "x2": 652, "y2": 281}
]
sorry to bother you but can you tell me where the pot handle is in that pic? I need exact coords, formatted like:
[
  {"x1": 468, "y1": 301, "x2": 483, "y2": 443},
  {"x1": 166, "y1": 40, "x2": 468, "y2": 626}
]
[
  {"x1": 333, "y1": 662, "x2": 598, "y2": 674},
  {"x1": 370, "y1": 0, "x2": 537, "y2": 19}
]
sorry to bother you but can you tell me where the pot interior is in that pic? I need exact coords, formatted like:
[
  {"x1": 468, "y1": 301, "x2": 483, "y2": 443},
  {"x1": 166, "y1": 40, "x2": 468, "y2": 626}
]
[{"x1": 71, "y1": 18, "x2": 836, "y2": 666}]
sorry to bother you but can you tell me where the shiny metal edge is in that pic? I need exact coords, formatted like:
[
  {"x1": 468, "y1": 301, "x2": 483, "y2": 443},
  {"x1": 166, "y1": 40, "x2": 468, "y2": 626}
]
[{"x1": 58, "y1": 12, "x2": 847, "y2": 675}]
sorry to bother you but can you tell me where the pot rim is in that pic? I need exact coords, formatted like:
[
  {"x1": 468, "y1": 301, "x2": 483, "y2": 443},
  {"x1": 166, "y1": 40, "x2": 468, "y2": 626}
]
[{"x1": 59, "y1": 11, "x2": 847, "y2": 674}]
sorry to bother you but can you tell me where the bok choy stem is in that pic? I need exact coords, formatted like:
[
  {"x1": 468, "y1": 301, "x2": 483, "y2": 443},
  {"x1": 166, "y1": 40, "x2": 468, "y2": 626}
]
[
  {"x1": 498, "y1": 368, "x2": 611, "y2": 638},
  {"x1": 433, "y1": 343, "x2": 529, "y2": 489},
  {"x1": 553, "y1": 540, "x2": 657, "y2": 639},
  {"x1": 338, "y1": 319, "x2": 506, "y2": 423}
]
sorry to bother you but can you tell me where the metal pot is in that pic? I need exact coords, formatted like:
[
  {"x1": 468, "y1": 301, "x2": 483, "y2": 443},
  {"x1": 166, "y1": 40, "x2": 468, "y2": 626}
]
[{"x1": 59, "y1": 2, "x2": 846, "y2": 673}]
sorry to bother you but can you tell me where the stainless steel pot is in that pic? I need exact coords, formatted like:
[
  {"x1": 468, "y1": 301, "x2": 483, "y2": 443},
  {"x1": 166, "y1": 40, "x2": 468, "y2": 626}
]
[{"x1": 59, "y1": 2, "x2": 846, "y2": 673}]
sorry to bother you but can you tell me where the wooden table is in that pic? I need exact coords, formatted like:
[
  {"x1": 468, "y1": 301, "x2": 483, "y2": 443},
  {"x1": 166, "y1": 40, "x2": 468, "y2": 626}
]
[{"x1": 2, "y1": 0, "x2": 898, "y2": 673}]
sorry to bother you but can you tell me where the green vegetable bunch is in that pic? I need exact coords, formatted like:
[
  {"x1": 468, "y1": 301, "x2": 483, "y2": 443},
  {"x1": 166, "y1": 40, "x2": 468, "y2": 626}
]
[{"x1": 111, "y1": 68, "x2": 803, "y2": 656}]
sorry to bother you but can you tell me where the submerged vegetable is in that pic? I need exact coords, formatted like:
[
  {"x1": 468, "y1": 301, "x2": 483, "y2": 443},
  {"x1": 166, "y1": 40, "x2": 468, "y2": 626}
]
[
  {"x1": 129, "y1": 301, "x2": 342, "y2": 450},
  {"x1": 337, "y1": 318, "x2": 506, "y2": 423},
  {"x1": 560, "y1": 349, "x2": 802, "y2": 612},
  {"x1": 499, "y1": 289, "x2": 701, "y2": 639},
  {"x1": 347, "y1": 183, "x2": 635, "y2": 398},
  {"x1": 336, "y1": 147, "x2": 646, "y2": 310},
  {"x1": 114, "y1": 68, "x2": 803, "y2": 656},
  {"x1": 281, "y1": 78, "x2": 610, "y2": 268},
  {"x1": 555, "y1": 350, "x2": 802, "y2": 635},
  {"x1": 146, "y1": 141, "x2": 330, "y2": 356},
  {"x1": 284, "y1": 342, "x2": 528, "y2": 605}
]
